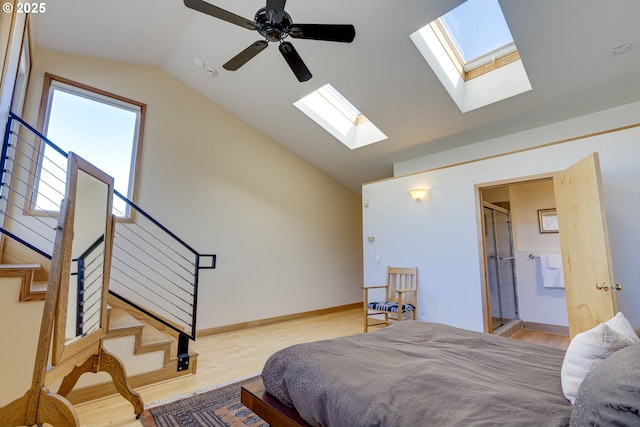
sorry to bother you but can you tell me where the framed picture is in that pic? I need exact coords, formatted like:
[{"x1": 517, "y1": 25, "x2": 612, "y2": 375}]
[{"x1": 538, "y1": 208, "x2": 558, "y2": 233}]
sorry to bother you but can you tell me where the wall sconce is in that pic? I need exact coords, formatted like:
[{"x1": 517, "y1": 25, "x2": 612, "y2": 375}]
[{"x1": 408, "y1": 188, "x2": 428, "y2": 201}]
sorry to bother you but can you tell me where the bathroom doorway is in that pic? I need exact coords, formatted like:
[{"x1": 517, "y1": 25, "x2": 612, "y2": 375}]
[{"x1": 483, "y1": 201, "x2": 519, "y2": 333}]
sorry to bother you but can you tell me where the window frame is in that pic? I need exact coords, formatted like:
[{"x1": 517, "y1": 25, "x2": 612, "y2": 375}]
[{"x1": 29, "y1": 73, "x2": 145, "y2": 219}]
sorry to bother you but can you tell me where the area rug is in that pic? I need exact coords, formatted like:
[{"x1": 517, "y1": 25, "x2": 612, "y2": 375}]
[{"x1": 139, "y1": 375, "x2": 269, "y2": 427}]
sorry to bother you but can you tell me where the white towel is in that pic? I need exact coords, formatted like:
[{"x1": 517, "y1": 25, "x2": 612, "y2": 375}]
[
  {"x1": 547, "y1": 254, "x2": 562, "y2": 269},
  {"x1": 540, "y1": 254, "x2": 564, "y2": 288}
]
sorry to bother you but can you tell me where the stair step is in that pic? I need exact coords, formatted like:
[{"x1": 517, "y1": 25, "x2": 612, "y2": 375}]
[
  {"x1": 107, "y1": 307, "x2": 144, "y2": 337},
  {"x1": 1, "y1": 239, "x2": 50, "y2": 282},
  {"x1": 30, "y1": 281, "x2": 48, "y2": 293},
  {"x1": 107, "y1": 307, "x2": 173, "y2": 363},
  {"x1": 0, "y1": 263, "x2": 41, "y2": 270},
  {"x1": 0, "y1": 263, "x2": 46, "y2": 301},
  {"x1": 139, "y1": 321, "x2": 173, "y2": 357}
]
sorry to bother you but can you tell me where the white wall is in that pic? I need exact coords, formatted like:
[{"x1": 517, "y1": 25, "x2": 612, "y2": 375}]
[
  {"x1": 364, "y1": 101, "x2": 640, "y2": 331},
  {"x1": 20, "y1": 48, "x2": 364, "y2": 329}
]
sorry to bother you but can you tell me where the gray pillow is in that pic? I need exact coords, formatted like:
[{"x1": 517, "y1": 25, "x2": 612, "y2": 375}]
[{"x1": 570, "y1": 343, "x2": 640, "y2": 426}]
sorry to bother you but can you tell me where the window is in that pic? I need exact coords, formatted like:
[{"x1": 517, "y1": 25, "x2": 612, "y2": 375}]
[
  {"x1": 410, "y1": 0, "x2": 531, "y2": 112},
  {"x1": 294, "y1": 84, "x2": 386, "y2": 150},
  {"x1": 436, "y1": 0, "x2": 518, "y2": 80},
  {"x1": 34, "y1": 74, "x2": 145, "y2": 217}
]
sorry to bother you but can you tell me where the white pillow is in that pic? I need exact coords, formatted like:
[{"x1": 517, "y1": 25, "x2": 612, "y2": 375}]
[
  {"x1": 561, "y1": 320, "x2": 636, "y2": 405},
  {"x1": 605, "y1": 312, "x2": 639, "y2": 342}
]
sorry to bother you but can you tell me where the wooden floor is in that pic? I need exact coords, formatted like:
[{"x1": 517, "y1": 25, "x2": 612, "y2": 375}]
[
  {"x1": 510, "y1": 327, "x2": 570, "y2": 350},
  {"x1": 73, "y1": 309, "x2": 569, "y2": 426}
]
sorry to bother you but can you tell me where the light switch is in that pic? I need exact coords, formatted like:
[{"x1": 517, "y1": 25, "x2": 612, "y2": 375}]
[{"x1": 367, "y1": 236, "x2": 375, "y2": 243}]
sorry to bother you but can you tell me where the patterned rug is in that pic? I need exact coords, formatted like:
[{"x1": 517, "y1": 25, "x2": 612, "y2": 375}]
[{"x1": 139, "y1": 375, "x2": 269, "y2": 427}]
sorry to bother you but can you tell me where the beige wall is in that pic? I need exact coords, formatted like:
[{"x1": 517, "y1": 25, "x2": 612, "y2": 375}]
[
  {"x1": 20, "y1": 48, "x2": 363, "y2": 329},
  {"x1": 510, "y1": 180, "x2": 568, "y2": 327},
  {"x1": 0, "y1": 278, "x2": 44, "y2": 406}
]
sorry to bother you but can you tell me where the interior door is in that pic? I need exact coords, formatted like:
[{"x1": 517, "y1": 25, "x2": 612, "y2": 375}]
[{"x1": 553, "y1": 153, "x2": 618, "y2": 339}]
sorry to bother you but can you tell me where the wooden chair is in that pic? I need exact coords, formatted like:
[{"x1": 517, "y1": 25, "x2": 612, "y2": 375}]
[{"x1": 362, "y1": 266, "x2": 418, "y2": 332}]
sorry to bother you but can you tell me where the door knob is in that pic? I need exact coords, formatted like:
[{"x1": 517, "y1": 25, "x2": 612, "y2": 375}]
[{"x1": 595, "y1": 282, "x2": 622, "y2": 292}]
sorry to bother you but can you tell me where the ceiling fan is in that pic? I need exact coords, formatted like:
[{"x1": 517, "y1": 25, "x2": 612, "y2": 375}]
[{"x1": 183, "y1": 0, "x2": 356, "y2": 82}]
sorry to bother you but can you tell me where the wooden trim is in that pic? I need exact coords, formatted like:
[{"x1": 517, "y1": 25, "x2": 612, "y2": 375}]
[
  {"x1": 0, "y1": 1, "x2": 18, "y2": 80},
  {"x1": 522, "y1": 321, "x2": 570, "y2": 336},
  {"x1": 466, "y1": 51, "x2": 520, "y2": 81},
  {"x1": 30, "y1": 73, "x2": 146, "y2": 219},
  {"x1": 365, "y1": 122, "x2": 640, "y2": 187},
  {"x1": 38, "y1": 73, "x2": 146, "y2": 121},
  {"x1": 430, "y1": 20, "x2": 465, "y2": 78},
  {"x1": 197, "y1": 302, "x2": 361, "y2": 337},
  {"x1": 493, "y1": 319, "x2": 523, "y2": 337}
]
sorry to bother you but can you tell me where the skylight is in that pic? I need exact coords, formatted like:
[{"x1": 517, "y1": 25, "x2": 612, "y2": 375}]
[
  {"x1": 439, "y1": 0, "x2": 515, "y2": 68},
  {"x1": 410, "y1": 0, "x2": 531, "y2": 112},
  {"x1": 294, "y1": 84, "x2": 386, "y2": 150}
]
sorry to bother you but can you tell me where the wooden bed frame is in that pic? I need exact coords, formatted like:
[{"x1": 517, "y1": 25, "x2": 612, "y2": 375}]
[{"x1": 241, "y1": 379, "x2": 310, "y2": 427}]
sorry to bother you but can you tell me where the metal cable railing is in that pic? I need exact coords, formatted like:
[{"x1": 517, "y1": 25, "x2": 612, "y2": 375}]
[
  {"x1": 1, "y1": 112, "x2": 215, "y2": 367},
  {"x1": 72, "y1": 235, "x2": 106, "y2": 337}
]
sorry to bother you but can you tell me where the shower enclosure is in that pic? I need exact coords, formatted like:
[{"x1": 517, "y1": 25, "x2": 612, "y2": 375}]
[{"x1": 483, "y1": 202, "x2": 519, "y2": 332}]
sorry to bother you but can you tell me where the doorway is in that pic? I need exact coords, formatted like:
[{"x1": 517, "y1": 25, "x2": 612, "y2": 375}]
[
  {"x1": 479, "y1": 178, "x2": 570, "y2": 335},
  {"x1": 483, "y1": 202, "x2": 519, "y2": 332}
]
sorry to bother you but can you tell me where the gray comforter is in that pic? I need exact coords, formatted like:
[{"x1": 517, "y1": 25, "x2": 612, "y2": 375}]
[{"x1": 262, "y1": 321, "x2": 571, "y2": 427}]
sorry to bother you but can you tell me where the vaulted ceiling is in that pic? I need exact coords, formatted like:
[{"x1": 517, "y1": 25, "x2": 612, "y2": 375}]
[{"x1": 31, "y1": 0, "x2": 640, "y2": 191}]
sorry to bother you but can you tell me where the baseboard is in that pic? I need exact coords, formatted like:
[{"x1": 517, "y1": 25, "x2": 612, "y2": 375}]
[
  {"x1": 197, "y1": 302, "x2": 361, "y2": 337},
  {"x1": 522, "y1": 321, "x2": 569, "y2": 336}
]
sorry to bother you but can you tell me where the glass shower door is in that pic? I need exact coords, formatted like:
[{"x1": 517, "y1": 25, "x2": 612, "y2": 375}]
[{"x1": 484, "y1": 205, "x2": 518, "y2": 332}]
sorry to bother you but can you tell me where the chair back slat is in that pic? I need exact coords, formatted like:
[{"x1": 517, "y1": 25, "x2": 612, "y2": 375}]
[{"x1": 386, "y1": 266, "x2": 418, "y2": 303}]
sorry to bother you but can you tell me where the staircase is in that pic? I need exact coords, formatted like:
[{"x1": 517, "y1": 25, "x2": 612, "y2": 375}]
[
  {"x1": 0, "y1": 263, "x2": 198, "y2": 404},
  {"x1": 0, "y1": 112, "x2": 213, "y2": 404}
]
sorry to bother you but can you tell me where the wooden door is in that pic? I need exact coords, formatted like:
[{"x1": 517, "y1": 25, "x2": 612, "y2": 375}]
[{"x1": 553, "y1": 153, "x2": 618, "y2": 339}]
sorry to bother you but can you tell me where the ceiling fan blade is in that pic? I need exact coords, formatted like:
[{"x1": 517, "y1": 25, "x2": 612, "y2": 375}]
[
  {"x1": 183, "y1": 0, "x2": 258, "y2": 31},
  {"x1": 289, "y1": 24, "x2": 356, "y2": 43},
  {"x1": 223, "y1": 41, "x2": 269, "y2": 71},
  {"x1": 265, "y1": 0, "x2": 286, "y2": 23},
  {"x1": 279, "y1": 41, "x2": 312, "y2": 82}
]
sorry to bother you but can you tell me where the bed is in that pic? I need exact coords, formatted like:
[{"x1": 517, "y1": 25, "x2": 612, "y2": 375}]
[{"x1": 240, "y1": 320, "x2": 640, "y2": 427}]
